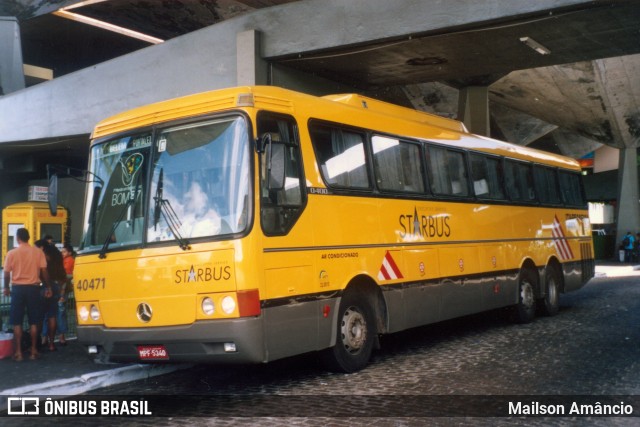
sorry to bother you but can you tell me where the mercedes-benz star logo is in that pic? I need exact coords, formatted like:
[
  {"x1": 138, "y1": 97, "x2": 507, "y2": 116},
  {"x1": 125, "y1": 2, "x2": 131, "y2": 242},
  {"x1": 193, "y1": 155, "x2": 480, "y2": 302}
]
[{"x1": 136, "y1": 303, "x2": 153, "y2": 323}]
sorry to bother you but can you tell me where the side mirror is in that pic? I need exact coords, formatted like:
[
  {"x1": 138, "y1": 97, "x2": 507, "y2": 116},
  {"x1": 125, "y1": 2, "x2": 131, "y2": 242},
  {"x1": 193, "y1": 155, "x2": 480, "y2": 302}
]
[{"x1": 48, "y1": 171, "x2": 58, "y2": 216}]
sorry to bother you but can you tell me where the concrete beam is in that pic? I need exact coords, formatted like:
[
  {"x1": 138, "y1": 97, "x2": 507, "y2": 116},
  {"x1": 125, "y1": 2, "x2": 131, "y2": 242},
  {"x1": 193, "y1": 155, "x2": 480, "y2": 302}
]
[
  {"x1": 551, "y1": 128, "x2": 602, "y2": 159},
  {"x1": 593, "y1": 56, "x2": 640, "y2": 243},
  {"x1": 260, "y1": 0, "x2": 597, "y2": 58},
  {"x1": 403, "y1": 82, "x2": 458, "y2": 119},
  {"x1": 236, "y1": 30, "x2": 267, "y2": 86},
  {"x1": 0, "y1": 17, "x2": 25, "y2": 95},
  {"x1": 457, "y1": 86, "x2": 490, "y2": 136},
  {"x1": 490, "y1": 102, "x2": 558, "y2": 146},
  {"x1": 615, "y1": 147, "x2": 640, "y2": 244}
]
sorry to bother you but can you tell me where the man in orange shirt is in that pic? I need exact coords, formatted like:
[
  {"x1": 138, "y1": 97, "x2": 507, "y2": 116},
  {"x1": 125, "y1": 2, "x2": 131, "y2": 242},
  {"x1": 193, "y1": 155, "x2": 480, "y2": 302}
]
[{"x1": 3, "y1": 228, "x2": 52, "y2": 361}]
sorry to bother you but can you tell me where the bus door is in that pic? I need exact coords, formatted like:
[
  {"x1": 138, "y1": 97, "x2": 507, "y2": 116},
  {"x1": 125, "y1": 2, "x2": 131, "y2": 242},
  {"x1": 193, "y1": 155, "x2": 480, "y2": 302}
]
[{"x1": 257, "y1": 113, "x2": 315, "y2": 360}]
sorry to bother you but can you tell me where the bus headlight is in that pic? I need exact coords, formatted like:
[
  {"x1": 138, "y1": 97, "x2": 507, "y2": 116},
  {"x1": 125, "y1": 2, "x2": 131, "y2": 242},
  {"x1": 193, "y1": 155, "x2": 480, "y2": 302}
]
[
  {"x1": 90, "y1": 305, "x2": 101, "y2": 321},
  {"x1": 201, "y1": 297, "x2": 215, "y2": 316},
  {"x1": 221, "y1": 296, "x2": 236, "y2": 314},
  {"x1": 79, "y1": 305, "x2": 89, "y2": 321}
]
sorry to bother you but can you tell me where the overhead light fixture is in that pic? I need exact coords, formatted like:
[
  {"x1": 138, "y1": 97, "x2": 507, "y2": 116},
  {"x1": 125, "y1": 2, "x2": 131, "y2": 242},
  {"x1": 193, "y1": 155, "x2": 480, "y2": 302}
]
[
  {"x1": 60, "y1": 0, "x2": 110, "y2": 9},
  {"x1": 54, "y1": 6, "x2": 164, "y2": 45},
  {"x1": 519, "y1": 37, "x2": 550, "y2": 55}
]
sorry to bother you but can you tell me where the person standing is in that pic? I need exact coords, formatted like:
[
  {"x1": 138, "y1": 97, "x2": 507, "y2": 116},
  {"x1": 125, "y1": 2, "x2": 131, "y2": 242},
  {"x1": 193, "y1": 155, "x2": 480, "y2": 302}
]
[
  {"x1": 622, "y1": 231, "x2": 635, "y2": 263},
  {"x1": 2, "y1": 228, "x2": 51, "y2": 361},
  {"x1": 58, "y1": 243, "x2": 76, "y2": 345},
  {"x1": 36, "y1": 239, "x2": 66, "y2": 352}
]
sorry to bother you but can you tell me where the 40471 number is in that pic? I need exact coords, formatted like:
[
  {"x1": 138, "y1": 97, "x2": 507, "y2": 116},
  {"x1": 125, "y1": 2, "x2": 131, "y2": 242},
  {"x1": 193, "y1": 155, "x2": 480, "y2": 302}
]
[{"x1": 76, "y1": 278, "x2": 106, "y2": 291}]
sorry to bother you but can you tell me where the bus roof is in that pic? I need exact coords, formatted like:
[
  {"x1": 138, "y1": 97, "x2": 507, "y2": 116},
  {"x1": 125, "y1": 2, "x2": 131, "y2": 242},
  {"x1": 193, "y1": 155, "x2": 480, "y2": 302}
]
[
  {"x1": 91, "y1": 86, "x2": 581, "y2": 171},
  {"x1": 323, "y1": 93, "x2": 467, "y2": 133}
]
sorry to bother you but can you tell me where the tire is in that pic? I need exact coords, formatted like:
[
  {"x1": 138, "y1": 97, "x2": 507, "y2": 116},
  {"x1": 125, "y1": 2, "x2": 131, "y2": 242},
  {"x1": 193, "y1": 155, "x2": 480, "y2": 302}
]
[
  {"x1": 322, "y1": 291, "x2": 376, "y2": 373},
  {"x1": 513, "y1": 269, "x2": 537, "y2": 323},
  {"x1": 539, "y1": 266, "x2": 560, "y2": 316}
]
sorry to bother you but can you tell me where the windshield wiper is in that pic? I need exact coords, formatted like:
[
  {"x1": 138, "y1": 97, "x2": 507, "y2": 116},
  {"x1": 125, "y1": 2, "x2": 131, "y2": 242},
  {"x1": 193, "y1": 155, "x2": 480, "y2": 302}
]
[
  {"x1": 98, "y1": 170, "x2": 142, "y2": 259},
  {"x1": 153, "y1": 168, "x2": 190, "y2": 251},
  {"x1": 88, "y1": 185, "x2": 102, "y2": 247}
]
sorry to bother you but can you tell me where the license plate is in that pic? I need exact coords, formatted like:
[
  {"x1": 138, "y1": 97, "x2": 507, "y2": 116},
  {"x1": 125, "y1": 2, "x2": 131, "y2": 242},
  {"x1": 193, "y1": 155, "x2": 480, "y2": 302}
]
[{"x1": 137, "y1": 345, "x2": 169, "y2": 360}]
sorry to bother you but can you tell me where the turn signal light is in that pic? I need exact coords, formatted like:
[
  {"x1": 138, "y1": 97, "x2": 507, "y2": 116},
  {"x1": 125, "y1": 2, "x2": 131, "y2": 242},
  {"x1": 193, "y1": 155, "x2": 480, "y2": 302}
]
[{"x1": 237, "y1": 289, "x2": 261, "y2": 317}]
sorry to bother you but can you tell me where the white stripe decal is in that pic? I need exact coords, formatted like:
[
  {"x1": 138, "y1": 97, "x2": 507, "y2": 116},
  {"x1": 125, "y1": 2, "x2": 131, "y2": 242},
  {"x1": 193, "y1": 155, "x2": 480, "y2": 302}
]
[
  {"x1": 378, "y1": 251, "x2": 403, "y2": 281},
  {"x1": 552, "y1": 216, "x2": 574, "y2": 260}
]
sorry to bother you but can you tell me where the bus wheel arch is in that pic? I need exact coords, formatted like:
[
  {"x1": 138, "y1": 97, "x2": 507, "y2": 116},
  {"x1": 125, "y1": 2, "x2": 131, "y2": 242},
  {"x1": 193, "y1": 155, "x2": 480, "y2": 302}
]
[
  {"x1": 539, "y1": 258, "x2": 562, "y2": 316},
  {"x1": 346, "y1": 275, "x2": 388, "y2": 336},
  {"x1": 322, "y1": 275, "x2": 384, "y2": 373},
  {"x1": 513, "y1": 260, "x2": 539, "y2": 323}
]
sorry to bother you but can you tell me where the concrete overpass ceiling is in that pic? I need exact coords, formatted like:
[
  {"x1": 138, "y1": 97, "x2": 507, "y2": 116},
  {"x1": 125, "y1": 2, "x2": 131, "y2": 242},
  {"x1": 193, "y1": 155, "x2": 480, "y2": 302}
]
[
  {"x1": 278, "y1": 2, "x2": 640, "y2": 88},
  {"x1": 491, "y1": 63, "x2": 615, "y2": 146},
  {"x1": 20, "y1": 13, "x2": 150, "y2": 76},
  {"x1": 72, "y1": 0, "x2": 271, "y2": 40},
  {"x1": 3, "y1": 0, "x2": 640, "y2": 156},
  {"x1": 0, "y1": 135, "x2": 87, "y2": 179},
  {"x1": 11, "y1": 0, "x2": 298, "y2": 77},
  {"x1": 273, "y1": 1, "x2": 640, "y2": 153},
  {"x1": 2, "y1": 0, "x2": 298, "y2": 163}
]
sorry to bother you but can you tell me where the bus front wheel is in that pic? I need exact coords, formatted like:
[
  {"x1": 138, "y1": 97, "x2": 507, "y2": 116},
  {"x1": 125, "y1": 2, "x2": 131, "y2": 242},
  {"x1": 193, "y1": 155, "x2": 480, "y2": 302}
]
[
  {"x1": 322, "y1": 291, "x2": 376, "y2": 373},
  {"x1": 513, "y1": 269, "x2": 537, "y2": 323}
]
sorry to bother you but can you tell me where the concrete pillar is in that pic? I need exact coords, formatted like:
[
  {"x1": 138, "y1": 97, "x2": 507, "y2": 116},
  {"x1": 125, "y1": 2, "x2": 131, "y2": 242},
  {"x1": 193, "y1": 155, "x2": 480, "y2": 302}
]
[
  {"x1": 0, "y1": 17, "x2": 25, "y2": 95},
  {"x1": 593, "y1": 57, "x2": 640, "y2": 244},
  {"x1": 615, "y1": 147, "x2": 640, "y2": 243},
  {"x1": 236, "y1": 30, "x2": 268, "y2": 86},
  {"x1": 457, "y1": 86, "x2": 489, "y2": 136}
]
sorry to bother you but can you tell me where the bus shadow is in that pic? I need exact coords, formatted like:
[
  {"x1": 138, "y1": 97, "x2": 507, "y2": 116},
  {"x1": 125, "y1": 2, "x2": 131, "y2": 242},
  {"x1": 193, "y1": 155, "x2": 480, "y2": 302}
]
[
  {"x1": 376, "y1": 308, "x2": 512, "y2": 357},
  {"x1": 372, "y1": 302, "x2": 577, "y2": 363}
]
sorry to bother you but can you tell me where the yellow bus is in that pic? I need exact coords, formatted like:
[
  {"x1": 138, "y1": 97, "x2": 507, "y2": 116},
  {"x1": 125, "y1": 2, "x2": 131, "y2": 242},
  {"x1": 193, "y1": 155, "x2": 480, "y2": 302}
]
[{"x1": 72, "y1": 86, "x2": 594, "y2": 372}]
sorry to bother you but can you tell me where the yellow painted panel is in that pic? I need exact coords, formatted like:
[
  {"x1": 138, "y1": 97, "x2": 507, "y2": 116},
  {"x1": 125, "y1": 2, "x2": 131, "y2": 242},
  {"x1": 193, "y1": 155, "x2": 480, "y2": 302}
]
[
  {"x1": 403, "y1": 248, "x2": 440, "y2": 281},
  {"x1": 264, "y1": 265, "x2": 314, "y2": 300},
  {"x1": 75, "y1": 248, "x2": 237, "y2": 327},
  {"x1": 438, "y1": 246, "x2": 480, "y2": 277},
  {"x1": 101, "y1": 295, "x2": 195, "y2": 328}
]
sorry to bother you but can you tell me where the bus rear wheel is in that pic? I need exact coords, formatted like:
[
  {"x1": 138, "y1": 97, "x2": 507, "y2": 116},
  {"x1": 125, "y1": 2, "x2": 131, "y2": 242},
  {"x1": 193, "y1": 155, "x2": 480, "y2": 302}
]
[
  {"x1": 322, "y1": 291, "x2": 376, "y2": 373},
  {"x1": 539, "y1": 266, "x2": 560, "y2": 316},
  {"x1": 513, "y1": 269, "x2": 537, "y2": 323}
]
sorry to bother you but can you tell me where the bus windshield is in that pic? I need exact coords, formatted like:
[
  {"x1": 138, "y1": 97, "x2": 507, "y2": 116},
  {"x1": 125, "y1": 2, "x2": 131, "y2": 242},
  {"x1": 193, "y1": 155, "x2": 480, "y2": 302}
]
[{"x1": 81, "y1": 116, "x2": 251, "y2": 253}]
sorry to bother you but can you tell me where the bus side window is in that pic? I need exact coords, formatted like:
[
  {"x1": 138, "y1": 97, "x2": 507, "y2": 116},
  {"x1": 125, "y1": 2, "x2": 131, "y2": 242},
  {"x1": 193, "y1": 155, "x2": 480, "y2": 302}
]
[
  {"x1": 372, "y1": 135, "x2": 424, "y2": 193},
  {"x1": 310, "y1": 123, "x2": 370, "y2": 190},
  {"x1": 427, "y1": 145, "x2": 469, "y2": 197},
  {"x1": 258, "y1": 114, "x2": 306, "y2": 236},
  {"x1": 559, "y1": 171, "x2": 586, "y2": 207},
  {"x1": 505, "y1": 160, "x2": 535, "y2": 202},
  {"x1": 534, "y1": 166, "x2": 561, "y2": 205},
  {"x1": 505, "y1": 161, "x2": 519, "y2": 200},
  {"x1": 470, "y1": 153, "x2": 505, "y2": 200}
]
